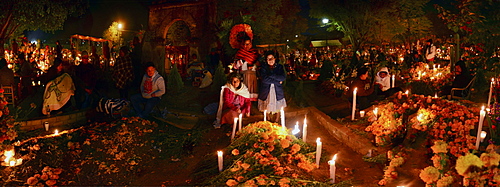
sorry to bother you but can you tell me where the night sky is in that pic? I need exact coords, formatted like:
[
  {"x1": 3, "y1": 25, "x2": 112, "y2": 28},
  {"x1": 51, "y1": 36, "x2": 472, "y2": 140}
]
[{"x1": 27, "y1": 0, "x2": 152, "y2": 43}]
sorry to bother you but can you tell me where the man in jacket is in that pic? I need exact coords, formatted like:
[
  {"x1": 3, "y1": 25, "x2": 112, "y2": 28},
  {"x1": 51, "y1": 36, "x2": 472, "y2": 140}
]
[{"x1": 130, "y1": 62, "x2": 165, "y2": 118}]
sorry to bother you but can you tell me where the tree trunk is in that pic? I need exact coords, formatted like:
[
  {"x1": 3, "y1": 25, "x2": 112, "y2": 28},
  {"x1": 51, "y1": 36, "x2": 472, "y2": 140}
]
[{"x1": 0, "y1": 38, "x2": 5, "y2": 58}]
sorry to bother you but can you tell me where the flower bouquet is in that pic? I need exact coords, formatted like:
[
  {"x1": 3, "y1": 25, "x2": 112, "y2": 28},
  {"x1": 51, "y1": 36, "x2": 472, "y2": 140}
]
[{"x1": 365, "y1": 102, "x2": 404, "y2": 147}]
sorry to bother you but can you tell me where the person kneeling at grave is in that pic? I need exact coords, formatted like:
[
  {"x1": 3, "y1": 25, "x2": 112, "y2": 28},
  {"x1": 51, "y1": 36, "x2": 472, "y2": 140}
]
[
  {"x1": 214, "y1": 72, "x2": 251, "y2": 128},
  {"x1": 375, "y1": 67, "x2": 402, "y2": 98},
  {"x1": 130, "y1": 62, "x2": 165, "y2": 118},
  {"x1": 347, "y1": 67, "x2": 377, "y2": 110}
]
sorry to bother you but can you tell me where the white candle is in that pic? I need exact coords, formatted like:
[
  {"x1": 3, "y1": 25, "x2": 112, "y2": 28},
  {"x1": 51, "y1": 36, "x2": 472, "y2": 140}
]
[
  {"x1": 292, "y1": 122, "x2": 300, "y2": 135},
  {"x1": 487, "y1": 78, "x2": 494, "y2": 108},
  {"x1": 434, "y1": 93, "x2": 438, "y2": 98},
  {"x1": 481, "y1": 131, "x2": 487, "y2": 142},
  {"x1": 352, "y1": 88, "x2": 357, "y2": 120},
  {"x1": 264, "y1": 110, "x2": 267, "y2": 122},
  {"x1": 360, "y1": 111, "x2": 365, "y2": 118},
  {"x1": 9, "y1": 160, "x2": 15, "y2": 167},
  {"x1": 238, "y1": 113, "x2": 242, "y2": 131},
  {"x1": 391, "y1": 75, "x2": 395, "y2": 88},
  {"x1": 315, "y1": 138, "x2": 322, "y2": 167},
  {"x1": 54, "y1": 129, "x2": 59, "y2": 135},
  {"x1": 476, "y1": 106, "x2": 486, "y2": 149},
  {"x1": 373, "y1": 107, "x2": 378, "y2": 119},
  {"x1": 280, "y1": 107, "x2": 285, "y2": 130},
  {"x1": 44, "y1": 122, "x2": 49, "y2": 131},
  {"x1": 217, "y1": 151, "x2": 223, "y2": 172},
  {"x1": 231, "y1": 118, "x2": 238, "y2": 140},
  {"x1": 303, "y1": 117, "x2": 307, "y2": 141},
  {"x1": 328, "y1": 154, "x2": 338, "y2": 183}
]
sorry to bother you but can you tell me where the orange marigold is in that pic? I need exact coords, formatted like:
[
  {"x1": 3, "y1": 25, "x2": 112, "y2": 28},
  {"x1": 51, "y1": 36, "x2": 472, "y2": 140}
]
[
  {"x1": 232, "y1": 149, "x2": 240, "y2": 156},
  {"x1": 290, "y1": 144, "x2": 301, "y2": 154},
  {"x1": 280, "y1": 139, "x2": 290, "y2": 148},
  {"x1": 279, "y1": 178, "x2": 291, "y2": 187},
  {"x1": 226, "y1": 179, "x2": 239, "y2": 186}
]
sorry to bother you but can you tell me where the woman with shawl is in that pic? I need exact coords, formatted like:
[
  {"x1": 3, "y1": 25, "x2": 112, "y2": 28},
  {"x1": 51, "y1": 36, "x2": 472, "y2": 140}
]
[
  {"x1": 214, "y1": 73, "x2": 252, "y2": 128},
  {"x1": 232, "y1": 29, "x2": 259, "y2": 100},
  {"x1": 258, "y1": 51, "x2": 286, "y2": 122}
]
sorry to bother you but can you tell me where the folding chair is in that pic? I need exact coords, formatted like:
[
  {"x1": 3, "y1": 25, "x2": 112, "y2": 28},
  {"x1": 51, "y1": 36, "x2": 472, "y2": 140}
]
[{"x1": 451, "y1": 76, "x2": 476, "y2": 100}]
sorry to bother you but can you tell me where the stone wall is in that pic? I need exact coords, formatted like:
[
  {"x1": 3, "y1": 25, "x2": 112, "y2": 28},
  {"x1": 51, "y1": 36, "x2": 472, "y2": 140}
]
[{"x1": 17, "y1": 111, "x2": 87, "y2": 131}]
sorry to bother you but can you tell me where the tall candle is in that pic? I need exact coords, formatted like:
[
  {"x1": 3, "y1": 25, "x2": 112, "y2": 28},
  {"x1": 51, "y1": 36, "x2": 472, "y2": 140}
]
[
  {"x1": 238, "y1": 113, "x2": 243, "y2": 131},
  {"x1": 264, "y1": 110, "x2": 267, "y2": 122},
  {"x1": 303, "y1": 117, "x2": 307, "y2": 142},
  {"x1": 352, "y1": 88, "x2": 357, "y2": 120},
  {"x1": 280, "y1": 107, "x2": 285, "y2": 130},
  {"x1": 328, "y1": 154, "x2": 338, "y2": 183},
  {"x1": 217, "y1": 151, "x2": 223, "y2": 172},
  {"x1": 231, "y1": 118, "x2": 238, "y2": 140},
  {"x1": 487, "y1": 78, "x2": 494, "y2": 108},
  {"x1": 315, "y1": 138, "x2": 322, "y2": 167},
  {"x1": 391, "y1": 75, "x2": 395, "y2": 88},
  {"x1": 476, "y1": 106, "x2": 486, "y2": 149}
]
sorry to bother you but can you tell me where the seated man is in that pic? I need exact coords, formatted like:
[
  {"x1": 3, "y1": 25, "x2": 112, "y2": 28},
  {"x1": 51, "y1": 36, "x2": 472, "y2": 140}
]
[{"x1": 130, "y1": 62, "x2": 165, "y2": 118}]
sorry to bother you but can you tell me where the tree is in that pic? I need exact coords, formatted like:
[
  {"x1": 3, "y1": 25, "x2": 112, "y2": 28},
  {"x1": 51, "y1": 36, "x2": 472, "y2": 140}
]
[
  {"x1": 103, "y1": 22, "x2": 121, "y2": 46},
  {"x1": 0, "y1": 0, "x2": 87, "y2": 55}
]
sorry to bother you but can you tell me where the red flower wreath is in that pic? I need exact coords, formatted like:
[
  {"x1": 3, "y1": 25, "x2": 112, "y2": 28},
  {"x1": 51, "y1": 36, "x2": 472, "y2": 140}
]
[{"x1": 229, "y1": 24, "x2": 253, "y2": 49}]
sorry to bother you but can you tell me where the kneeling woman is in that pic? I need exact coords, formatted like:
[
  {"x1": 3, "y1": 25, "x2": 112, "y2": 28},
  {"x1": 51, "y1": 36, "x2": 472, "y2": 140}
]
[{"x1": 215, "y1": 73, "x2": 252, "y2": 128}]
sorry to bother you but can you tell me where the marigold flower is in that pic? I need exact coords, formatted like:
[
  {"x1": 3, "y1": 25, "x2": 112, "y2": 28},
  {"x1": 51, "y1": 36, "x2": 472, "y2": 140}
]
[
  {"x1": 431, "y1": 140, "x2": 448, "y2": 154},
  {"x1": 436, "y1": 175, "x2": 454, "y2": 187},
  {"x1": 455, "y1": 153, "x2": 483, "y2": 176},
  {"x1": 480, "y1": 152, "x2": 500, "y2": 167},
  {"x1": 232, "y1": 149, "x2": 240, "y2": 156},
  {"x1": 419, "y1": 166, "x2": 440, "y2": 184},
  {"x1": 226, "y1": 179, "x2": 239, "y2": 186},
  {"x1": 40, "y1": 174, "x2": 49, "y2": 181},
  {"x1": 241, "y1": 163, "x2": 250, "y2": 170},
  {"x1": 279, "y1": 178, "x2": 290, "y2": 187},
  {"x1": 290, "y1": 144, "x2": 301, "y2": 154},
  {"x1": 27, "y1": 177, "x2": 38, "y2": 185},
  {"x1": 244, "y1": 179, "x2": 257, "y2": 187},
  {"x1": 280, "y1": 139, "x2": 290, "y2": 148},
  {"x1": 45, "y1": 179, "x2": 57, "y2": 186}
]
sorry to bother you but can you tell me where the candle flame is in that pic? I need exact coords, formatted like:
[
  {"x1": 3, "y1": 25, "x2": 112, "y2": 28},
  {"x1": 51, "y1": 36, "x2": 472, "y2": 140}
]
[
  {"x1": 481, "y1": 105, "x2": 485, "y2": 111},
  {"x1": 54, "y1": 130, "x2": 59, "y2": 135},
  {"x1": 316, "y1": 137, "x2": 321, "y2": 143},
  {"x1": 292, "y1": 123, "x2": 300, "y2": 135},
  {"x1": 405, "y1": 90, "x2": 409, "y2": 95},
  {"x1": 481, "y1": 131, "x2": 487, "y2": 139},
  {"x1": 333, "y1": 154, "x2": 337, "y2": 161},
  {"x1": 217, "y1": 151, "x2": 223, "y2": 156}
]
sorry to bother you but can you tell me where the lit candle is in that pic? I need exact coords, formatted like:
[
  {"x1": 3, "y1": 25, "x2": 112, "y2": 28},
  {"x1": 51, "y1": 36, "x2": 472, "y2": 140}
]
[
  {"x1": 418, "y1": 71, "x2": 421, "y2": 80},
  {"x1": 352, "y1": 88, "x2": 357, "y2": 120},
  {"x1": 405, "y1": 90, "x2": 409, "y2": 95},
  {"x1": 328, "y1": 154, "x2": 338, "y2": 183},
  {"x1": 54, "y1": 129, "x2": 59, "y2": 136},
  {"x1": 9, "y1": 160, "x2": 15, "y2": 167},
  {"x1": 434, "y1": 93, "x2": 438, "y2": 98},
  {"x1": 315, "y1": 138, "x2": 322, "y2": 167},
  {"x1": 217, "y1": 151, "x2": 223, "y2": 172},
  {"x1": 391, "y1": 75, "x2": 395, "y2": 88},
  {"x1": 487, "y1": 78, "x2": 494, "y2": 108},
  {"x1": 292, "y1": 122, "x2": 300, "y2": 135},
  {"x1": 3, "y1": 149, "x2": 14, "y2": 165},
  {"x1": 373, "y1": 107, "x2": 378, "y2": 119},
  {"x1": 44, "y1": 122, "x2": 49, "y2": 131},
  {"x1": 360, "y1": 111, "x2": 365, "y2": 118},
  {"x1": 264, "y1": 110, "x2": 267, "y2": 122},
  {"x1": 303, "y1": 117, "x2": 307, "y2": 141},
  {"x1": 238, "y1": 113, "x2": 242, "y2": 131},
  {"x1": 231, "y1": 118, "x2": 238, "y2": 140},
  {"x1": 476, "y1": 106, "x2": 486, "y2": 149},
  {"x1": 32, "y1": 81, "x2": 35, "y2": 86},
  {"x1": 481, "y1": 131, "x2": 487, "y2": 142},
  {"x1": 280, "y1": 107, "x2": 285, "y2": 130}
]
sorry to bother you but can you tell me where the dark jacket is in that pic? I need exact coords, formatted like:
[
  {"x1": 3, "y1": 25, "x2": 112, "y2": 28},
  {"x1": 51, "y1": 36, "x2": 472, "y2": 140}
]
[{"x1": 258, "y1": 63, "x2": 286, "y2": 101}]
